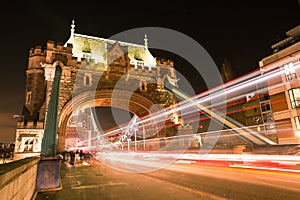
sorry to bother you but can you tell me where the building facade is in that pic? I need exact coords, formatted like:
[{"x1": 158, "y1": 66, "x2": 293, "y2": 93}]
[{"x1": 259, "y1": 25, "x2": 300, "y2": 144}]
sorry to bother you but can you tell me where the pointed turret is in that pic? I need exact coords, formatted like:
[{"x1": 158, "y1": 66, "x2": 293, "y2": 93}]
[
  {"x1": 70, "y1": 19, "x2": 75, "y2": 38},
  {"x1": 64, "y1": 19, "x2": 75, "y2": 47},
  {"x1": 144, "y1": 34, "x2": 148, "y2": 49}
]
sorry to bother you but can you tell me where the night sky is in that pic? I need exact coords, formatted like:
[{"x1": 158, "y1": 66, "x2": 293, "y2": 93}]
[{"x1": 0, "y1": 0, "x2": 299, "y2": 143}]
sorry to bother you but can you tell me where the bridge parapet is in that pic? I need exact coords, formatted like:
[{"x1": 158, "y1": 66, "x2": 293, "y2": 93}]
[
  {"x1": 17, "y1": 121, "x2": 44, "y2": 129},
  {"x1": 29, "y1": 45, "x2": 45, "y2": 57},
  {"x1": 0, "y1": 157, "x2": 39, "y2": 200},
  {"x1": 156, "y1": 58, "x2": 174, "y2": 68},
  {"x1": 46, "y1": 40, "x2": 73, "y2": 53},
  {"x1": 129, "y1": 67, "x2": 157, "y2": 76}
]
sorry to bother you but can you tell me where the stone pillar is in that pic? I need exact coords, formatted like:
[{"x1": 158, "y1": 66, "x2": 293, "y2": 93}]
[{"x1": 36, "y1": 155, "x2": 63, "y2": 190}]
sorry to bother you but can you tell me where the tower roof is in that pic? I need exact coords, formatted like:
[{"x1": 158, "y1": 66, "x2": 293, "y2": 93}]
[{"x1": 64, "y1": 20, "x2": 156, "y2": 67}]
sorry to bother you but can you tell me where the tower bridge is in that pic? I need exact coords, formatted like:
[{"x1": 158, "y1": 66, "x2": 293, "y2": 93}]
[
  {"x1": 14, "y1": 21, "x2": 181, "y2": 159},
  {"x1": 14, "y1": 22, "x2": 300, "y2": 160}
]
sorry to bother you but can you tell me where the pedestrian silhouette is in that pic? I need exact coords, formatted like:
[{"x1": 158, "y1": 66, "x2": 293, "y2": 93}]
[{"x1": 69, "y1": 150, "x2": 75, "y2": 165}]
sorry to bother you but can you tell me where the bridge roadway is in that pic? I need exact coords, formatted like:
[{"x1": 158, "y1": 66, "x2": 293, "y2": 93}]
[{"x1": 36, "y1": 155, "x2": 300, "y2": 200}]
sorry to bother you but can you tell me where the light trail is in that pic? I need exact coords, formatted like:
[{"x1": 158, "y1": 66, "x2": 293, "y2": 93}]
[
  {"x1": 144, "y1": 61, "x2": 299, "y2": 126},
  {"x1": 94, "y1": 151, "x2": 300, "y2": 173},
  {"x1": 137, "y1": 66, "x2": 281, "y2": 126},
  {"x1": 81, "y1": 63, "x2": 300, "y2": 148},
  {"x1": 165, "y1": 87, "x2": 275, "y2": 145}
]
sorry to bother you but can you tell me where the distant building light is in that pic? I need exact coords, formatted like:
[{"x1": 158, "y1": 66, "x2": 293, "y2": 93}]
[{"x1": 284, "y1": 63, "x2": 297, "y2": 81}]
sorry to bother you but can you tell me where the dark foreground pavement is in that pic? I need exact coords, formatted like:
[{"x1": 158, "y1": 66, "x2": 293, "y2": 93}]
[
  {"x1": 35, "y1": 160, "x2": 222, "y2": 200},
  {"x1": 35, "y1": 155, "x2": 300, "y2": 200}
]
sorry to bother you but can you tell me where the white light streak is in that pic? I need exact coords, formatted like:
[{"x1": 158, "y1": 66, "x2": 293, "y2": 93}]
[{"x1": 82, "y1": 61, "x2": 300, "y2": 147}]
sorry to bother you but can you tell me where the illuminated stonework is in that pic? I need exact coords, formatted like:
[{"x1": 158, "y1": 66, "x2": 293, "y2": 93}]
[
  {"x1": 65, "y1": 20, "x2": 156, "y2": 68},
  {"x1": 15, "y1": 21, "x2": 180, "y2": 155}
]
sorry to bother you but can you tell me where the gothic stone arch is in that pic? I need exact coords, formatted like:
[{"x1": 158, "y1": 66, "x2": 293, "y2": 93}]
[{"x1": 56, "y1": 89, "x2": 162, "y2": 152}]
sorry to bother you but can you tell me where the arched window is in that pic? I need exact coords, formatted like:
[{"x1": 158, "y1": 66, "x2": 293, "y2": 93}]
[
  {"x1": 26, "y1": 91, "x2": 32, "y2": 104},
  {"x1": 83, "y1": 73, "x2": 92, "y2": 86},
  {"x1": 86, "y1": 76, "x2": 90, "y2": 86},
  {"x1": 140, "y1": 81, "x2": 147, "y2": 92}
]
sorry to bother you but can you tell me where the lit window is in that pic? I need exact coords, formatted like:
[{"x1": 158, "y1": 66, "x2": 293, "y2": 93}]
[
  {"x1": 295, "y1": 116, "x2": 300, "y2": 130},
  {"x1": 137, "y1": 61, "x2": 144, "y2": 68},
  {"x1": 26, "y1": 91, "x2": 32, "y2": 104},
  {"x1": 289, "y1": 88, "x2": 300, "y2": 108},
  {"x1": 134, "y1": 58, "x2": 144, "y2": 69},
  {"x1": 29, "y1": 140, "x2": 33, "y2": 151},
  {"x1": 284, "y1": 63, "x2": 296, "y2": 81},
  {"x1": 263, "y1": 112, "x2": 273, "y2": 123},
  {"x1": 23, "y1": 139, "x2": 34, "y2": 152},
  {"x1": 259, "y1": 92, "x2": 270, "y2": 102},
  {"x1": 261, "y1": 102, "x2": 271, "y2": 112},
  {"x1": 83, "y1": 53, "x2": 91, "y2": 62},
  {"x1": 83, "y1": 73, "x2": 92, "y2": 86},
  {"x1": 140, "y1": 81, "x2": 147, "y2": 92}
]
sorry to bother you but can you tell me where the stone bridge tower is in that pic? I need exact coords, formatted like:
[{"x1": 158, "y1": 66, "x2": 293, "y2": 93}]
[{"x1": 14, "y1": 21, "x2": 181, "y2": 158}]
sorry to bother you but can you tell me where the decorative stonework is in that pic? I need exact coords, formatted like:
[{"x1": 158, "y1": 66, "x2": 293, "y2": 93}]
[
  {"x1": 15, "y1": 128, "x2": 44, "y2": 153},
  {"x1": 16, "y1": 23, "x2": 180, "y2": 154}
]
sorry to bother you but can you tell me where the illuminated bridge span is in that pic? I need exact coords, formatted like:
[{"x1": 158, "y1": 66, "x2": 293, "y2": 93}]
[{"x1": 85, "y1": 62, "x2": 300, "y2": 152}]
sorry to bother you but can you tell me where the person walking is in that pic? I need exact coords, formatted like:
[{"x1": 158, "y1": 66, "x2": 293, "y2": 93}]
[
  {"x1": 79, "y1": 149, "x2": 84, "y2": 162},
  {"x1": 69, "y1": 150, "x2": 75, "y2": 166}
]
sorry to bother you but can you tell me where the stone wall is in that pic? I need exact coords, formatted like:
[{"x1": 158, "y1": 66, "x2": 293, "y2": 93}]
[{"x1": 0, "y1": 157, "x2": 39, "y2": 200}]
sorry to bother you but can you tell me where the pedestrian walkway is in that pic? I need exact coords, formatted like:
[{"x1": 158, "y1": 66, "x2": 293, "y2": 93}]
[
  {"x1": 35, "y1": 160, "x2": 93, "y2": 200},
  {"x1": 35, "y1": 158, "x2": 210, "y2": 200}
]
